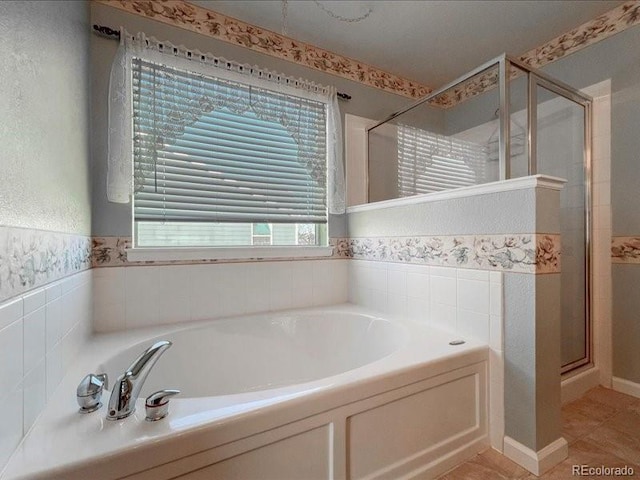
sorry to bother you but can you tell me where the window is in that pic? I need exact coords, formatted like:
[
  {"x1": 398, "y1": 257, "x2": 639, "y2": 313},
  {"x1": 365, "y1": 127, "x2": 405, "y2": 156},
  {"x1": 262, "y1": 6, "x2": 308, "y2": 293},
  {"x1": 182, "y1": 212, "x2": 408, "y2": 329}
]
[{"x1": 131, "y1": 57, "x2": 329, "y2": 248}]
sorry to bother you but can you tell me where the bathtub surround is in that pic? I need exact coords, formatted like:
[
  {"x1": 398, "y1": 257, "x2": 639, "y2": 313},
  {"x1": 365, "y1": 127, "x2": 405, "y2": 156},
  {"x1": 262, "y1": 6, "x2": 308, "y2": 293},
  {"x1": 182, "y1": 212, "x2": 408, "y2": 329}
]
[
  {"x1": 3, "y1": 306, "x2": 489, "y2": 479},
  {"x1": 93, "y1": 260, "x2": 348, "y2": 332},
  {"x1": 0, "y1": 270, "x2": 93, "y2": 469},
  {"x1": 90, "y1": 239, "x2": 349, "y2": 334},
  {"x1": 347, "y1": 175, "x2": 567, "y2": 475},
  {"x1": 349, "y1": 260, "x2": 506, "y2": 454}
]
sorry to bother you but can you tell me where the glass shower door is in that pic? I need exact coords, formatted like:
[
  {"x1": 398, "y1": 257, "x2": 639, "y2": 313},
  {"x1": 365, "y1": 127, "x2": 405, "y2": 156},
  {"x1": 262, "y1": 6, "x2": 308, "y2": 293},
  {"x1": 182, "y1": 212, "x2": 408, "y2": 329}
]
[{"x1": 530, "y1": 76, "x2": 591, "y2": 372}]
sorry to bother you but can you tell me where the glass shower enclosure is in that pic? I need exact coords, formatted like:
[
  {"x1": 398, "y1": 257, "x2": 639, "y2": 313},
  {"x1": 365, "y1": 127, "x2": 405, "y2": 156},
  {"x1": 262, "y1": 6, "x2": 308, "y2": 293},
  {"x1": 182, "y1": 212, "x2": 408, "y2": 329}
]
[{"x1": 367, "y1": 54, "x2": 592, "y2": 373}]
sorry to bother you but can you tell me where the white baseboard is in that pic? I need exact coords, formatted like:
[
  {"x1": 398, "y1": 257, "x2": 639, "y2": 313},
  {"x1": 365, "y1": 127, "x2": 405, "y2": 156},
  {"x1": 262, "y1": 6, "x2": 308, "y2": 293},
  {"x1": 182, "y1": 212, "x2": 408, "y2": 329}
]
[
  {"x1": 561, "y1": 367, "x2": 600, "y2": 405},
  {"x1": 503, "y1": 436, "x2": 568, "y2": 476},
  {"x1": 612, "y1": 377, "x2": 640, "y2": 399}
]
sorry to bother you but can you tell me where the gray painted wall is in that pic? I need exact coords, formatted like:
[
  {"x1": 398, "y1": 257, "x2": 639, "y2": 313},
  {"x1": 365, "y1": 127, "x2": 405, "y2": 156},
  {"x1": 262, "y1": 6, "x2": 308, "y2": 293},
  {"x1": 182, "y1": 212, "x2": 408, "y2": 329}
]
[
  {"x1": 612, "y1": 265, "x2": 640, "y2": 384},
  {"x1": 0, "y1": 0, "x2": 91, "y2": 235},
  {"x1": 90, "y1": 3, "x2": 415, "y2": 238},
  {"x1": 503, "y1": 272, "x2": 562, "y2": 451}
]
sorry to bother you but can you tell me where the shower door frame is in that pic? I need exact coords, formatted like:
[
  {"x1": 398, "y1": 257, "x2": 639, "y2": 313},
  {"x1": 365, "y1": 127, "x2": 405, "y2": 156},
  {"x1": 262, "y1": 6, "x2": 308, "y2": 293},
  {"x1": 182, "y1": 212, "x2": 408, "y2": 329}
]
[
  {"x1": 525, "y1": 68, "x2": 593, "y2": 374},
  {"x1": 366, "y1": 54, "x2": 593, "y2": 374}
]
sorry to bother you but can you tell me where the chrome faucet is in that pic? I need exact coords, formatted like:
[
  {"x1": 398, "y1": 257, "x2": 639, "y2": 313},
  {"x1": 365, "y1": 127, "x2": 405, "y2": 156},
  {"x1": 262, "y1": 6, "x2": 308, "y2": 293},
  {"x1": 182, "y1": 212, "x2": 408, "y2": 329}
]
[{"x1": 107, "y1": 340, "x2": 172, "y2": 420}]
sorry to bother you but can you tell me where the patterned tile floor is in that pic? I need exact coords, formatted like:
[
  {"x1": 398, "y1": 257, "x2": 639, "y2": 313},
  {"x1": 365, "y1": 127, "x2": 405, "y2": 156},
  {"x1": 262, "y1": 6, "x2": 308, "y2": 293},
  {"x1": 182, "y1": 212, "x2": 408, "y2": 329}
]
[{"x1": 439, "y1": 386, "x2": 640, "y2": 479}]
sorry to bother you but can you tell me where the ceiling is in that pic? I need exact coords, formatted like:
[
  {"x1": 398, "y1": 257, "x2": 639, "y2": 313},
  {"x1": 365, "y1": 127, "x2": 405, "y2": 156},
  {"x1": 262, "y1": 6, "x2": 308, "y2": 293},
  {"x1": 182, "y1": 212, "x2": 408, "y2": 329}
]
[{"x1": 191, "y1": 0, "x2": 624, "y2": 89}]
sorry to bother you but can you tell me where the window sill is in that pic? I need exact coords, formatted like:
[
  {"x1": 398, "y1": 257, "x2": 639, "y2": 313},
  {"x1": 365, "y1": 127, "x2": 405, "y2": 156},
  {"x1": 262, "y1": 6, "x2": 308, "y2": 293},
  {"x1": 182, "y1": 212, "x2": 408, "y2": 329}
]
[{"x1": 125, "y1": 246, "x2": 334, "y2": 262}]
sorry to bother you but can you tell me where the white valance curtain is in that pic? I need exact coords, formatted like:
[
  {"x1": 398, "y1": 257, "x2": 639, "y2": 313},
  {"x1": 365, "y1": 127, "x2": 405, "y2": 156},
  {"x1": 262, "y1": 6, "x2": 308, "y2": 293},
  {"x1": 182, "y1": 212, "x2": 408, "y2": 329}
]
[{"x1": 107, "y1": 30, "x2": 345, "y2": 215}]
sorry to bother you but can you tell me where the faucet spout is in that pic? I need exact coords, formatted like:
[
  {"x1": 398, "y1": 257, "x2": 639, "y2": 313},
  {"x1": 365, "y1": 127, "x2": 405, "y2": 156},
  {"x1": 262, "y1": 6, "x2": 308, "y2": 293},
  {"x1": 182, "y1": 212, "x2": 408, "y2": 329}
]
[{"x1": 107, "y1": 340, "x2": 172, "y2": 420}]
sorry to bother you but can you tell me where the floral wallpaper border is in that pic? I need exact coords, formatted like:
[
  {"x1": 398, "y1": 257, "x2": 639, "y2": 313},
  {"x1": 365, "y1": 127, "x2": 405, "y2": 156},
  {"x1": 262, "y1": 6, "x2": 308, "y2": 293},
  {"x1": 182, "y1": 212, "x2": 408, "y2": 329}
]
[
  {"x1": 340, "y1": 234, "x2": 560, "y2": 274},
  {"x1": 612, "y1": 236, "x2": 640, "y2": 264},
  {"x1": 96, "y1": 0, "x2": 639, "y2": 102},
  {"x1": 92, "y1": 234, "x2": 559, "y2": 274},
  {"x1": 432, "y1": 1, "x2": 640, "y2": 108},
  {"x1": 95, "y1": 0, "x2": 432, "y2": 99},
  {"x1": 0, "y1": 226, "x2": 92, "y2": 304}
]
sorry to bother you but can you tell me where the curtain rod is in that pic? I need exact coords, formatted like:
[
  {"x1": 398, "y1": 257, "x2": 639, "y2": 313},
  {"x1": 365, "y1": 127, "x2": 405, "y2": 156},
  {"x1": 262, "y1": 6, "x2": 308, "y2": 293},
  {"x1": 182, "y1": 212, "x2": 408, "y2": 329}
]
[{"x1": 92, "y1": 24, "x2": 352, "y2": 101}]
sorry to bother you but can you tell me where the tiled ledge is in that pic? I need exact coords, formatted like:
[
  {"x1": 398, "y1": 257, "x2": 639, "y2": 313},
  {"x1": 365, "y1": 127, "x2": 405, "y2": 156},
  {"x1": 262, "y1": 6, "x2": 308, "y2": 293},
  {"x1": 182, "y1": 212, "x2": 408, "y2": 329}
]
[
  {"x1": 346, "y1": 175, "x2": 566, "y2": 214},
  {"x1": 612, "y1": 236, "x2": 640, "y2": 264}
]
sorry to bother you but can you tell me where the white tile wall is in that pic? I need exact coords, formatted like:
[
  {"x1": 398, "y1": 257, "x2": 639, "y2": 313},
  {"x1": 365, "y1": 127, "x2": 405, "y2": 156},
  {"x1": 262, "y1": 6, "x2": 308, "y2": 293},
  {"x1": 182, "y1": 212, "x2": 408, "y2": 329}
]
[
  {"x1": 0, "y1": 270, "x2": 92, "y2": 468},
  {"x1": 589, "y1": 84, "x2": 613, "y2": 386},
  {"x1": 348, "y1": 260, "x2": 502, "y2": 345},
  {"x1": 348, "y1": 259, "x2": 505, "y2": 450},
  {"x1": 592, "y1": 89, "x2": 612, "y2": 385},
  {"x1": 93, "y1": 260, "x2": 349, "y2": 332}
]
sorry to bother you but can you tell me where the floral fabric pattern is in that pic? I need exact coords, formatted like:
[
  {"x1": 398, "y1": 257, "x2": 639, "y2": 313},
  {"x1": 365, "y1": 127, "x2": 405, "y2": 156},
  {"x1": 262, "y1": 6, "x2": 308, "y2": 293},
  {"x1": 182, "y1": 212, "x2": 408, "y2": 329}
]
[{"x1": 0, "y1": 227, "x2": 91, "y2": 303}]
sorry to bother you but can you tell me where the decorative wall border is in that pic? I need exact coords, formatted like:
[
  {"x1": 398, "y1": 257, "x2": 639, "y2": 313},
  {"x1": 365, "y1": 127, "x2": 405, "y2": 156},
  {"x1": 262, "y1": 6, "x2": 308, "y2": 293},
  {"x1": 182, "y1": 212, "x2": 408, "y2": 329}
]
[
  {"x1": 612, "y1": 236, "x2": 640, "y2": 264},
  {"x1": 92, "y1": 234, "x2": 559, "y2": 274},
  {"x1": 0, "y1": 226, "x2": 92, "y2": 303},
  {"x1": 91, "y1": 236, "x2": 350, "y2": 267},
  {"x1": 434, "y1": 1, "x2": 640, "y2": 108},
  {"x1": 94, "y1": 0, "x2": 432, "y2": 99},
  {"x1": 96, "y1": 1, "x2": 640, "y2": 101},
  {"x1": 343, "y1": 234, "x2": 560, "y2": 274},
  {"x1": 520, "y1": 1, "x2": 640, "y2": 71}
]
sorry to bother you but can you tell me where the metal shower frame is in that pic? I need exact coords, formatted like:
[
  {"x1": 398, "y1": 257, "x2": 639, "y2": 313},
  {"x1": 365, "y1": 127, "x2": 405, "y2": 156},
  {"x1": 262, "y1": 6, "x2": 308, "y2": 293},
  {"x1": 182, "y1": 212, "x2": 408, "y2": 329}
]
[{"x1": 367, "y1": 53, "x2": 593, "y2": 374}]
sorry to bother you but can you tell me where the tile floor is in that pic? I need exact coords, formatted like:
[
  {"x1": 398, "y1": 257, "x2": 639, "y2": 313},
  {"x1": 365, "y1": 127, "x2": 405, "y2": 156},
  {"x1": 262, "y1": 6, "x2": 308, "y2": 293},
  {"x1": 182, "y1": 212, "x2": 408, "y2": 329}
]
[{"x1": 439, "y1": 386, "x2": 640, "y2": 479}]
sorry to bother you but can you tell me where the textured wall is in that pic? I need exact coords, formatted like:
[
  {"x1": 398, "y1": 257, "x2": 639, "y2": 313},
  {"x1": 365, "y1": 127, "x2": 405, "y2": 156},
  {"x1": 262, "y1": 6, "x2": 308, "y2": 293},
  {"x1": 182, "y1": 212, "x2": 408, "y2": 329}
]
[
  {"x1": 0, "y1": 0, "x2": 91, "y2": 235},
  {"x1": 347, "y1": 187, "x2": 560, "y2": 237}
]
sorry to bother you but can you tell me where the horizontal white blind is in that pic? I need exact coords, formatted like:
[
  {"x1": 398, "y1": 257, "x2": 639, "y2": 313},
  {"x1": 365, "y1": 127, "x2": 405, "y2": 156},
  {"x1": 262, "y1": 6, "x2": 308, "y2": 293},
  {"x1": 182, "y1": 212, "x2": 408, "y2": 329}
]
[
  {"x1": 132, "y1": 58, "x2": 328, "y2": 224},
  {"x1": 397, "y1": 125, "x2": 488, "y2": 196}
]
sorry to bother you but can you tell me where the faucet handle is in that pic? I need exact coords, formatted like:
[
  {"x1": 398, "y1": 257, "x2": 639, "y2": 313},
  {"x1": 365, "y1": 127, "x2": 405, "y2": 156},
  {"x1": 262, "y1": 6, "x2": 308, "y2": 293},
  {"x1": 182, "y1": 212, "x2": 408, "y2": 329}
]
[
  {"x1": 145, "y1": 389, "x2": 180, "y2": 421},
  {"x1": 77, "y1": 373, "x2": 108, "y2": 413}
]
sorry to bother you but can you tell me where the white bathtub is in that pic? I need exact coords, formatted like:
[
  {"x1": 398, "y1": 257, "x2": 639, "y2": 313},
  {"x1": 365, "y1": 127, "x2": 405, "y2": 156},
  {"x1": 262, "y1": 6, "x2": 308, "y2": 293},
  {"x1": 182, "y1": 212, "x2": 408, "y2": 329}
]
[{"x1": 2, "y1": 305, "x2": 489, "y2": 480}]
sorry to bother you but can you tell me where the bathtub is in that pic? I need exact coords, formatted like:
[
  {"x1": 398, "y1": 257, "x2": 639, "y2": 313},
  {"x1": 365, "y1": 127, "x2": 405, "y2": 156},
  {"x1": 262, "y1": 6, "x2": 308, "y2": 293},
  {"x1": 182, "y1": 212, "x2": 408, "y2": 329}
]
[{"x1": 2, "y1": 305, "x2": 489, "y2": 480}]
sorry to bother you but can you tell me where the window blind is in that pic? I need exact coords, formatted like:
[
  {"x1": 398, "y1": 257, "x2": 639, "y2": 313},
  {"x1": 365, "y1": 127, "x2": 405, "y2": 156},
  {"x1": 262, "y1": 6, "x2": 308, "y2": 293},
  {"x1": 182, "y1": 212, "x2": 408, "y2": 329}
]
[
  {"x1": 132, "y1": 58, "x2": 328, "y2": 224},
  {"x1": 397, "y1": 125, "x2": 488, "y2": 196}
]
